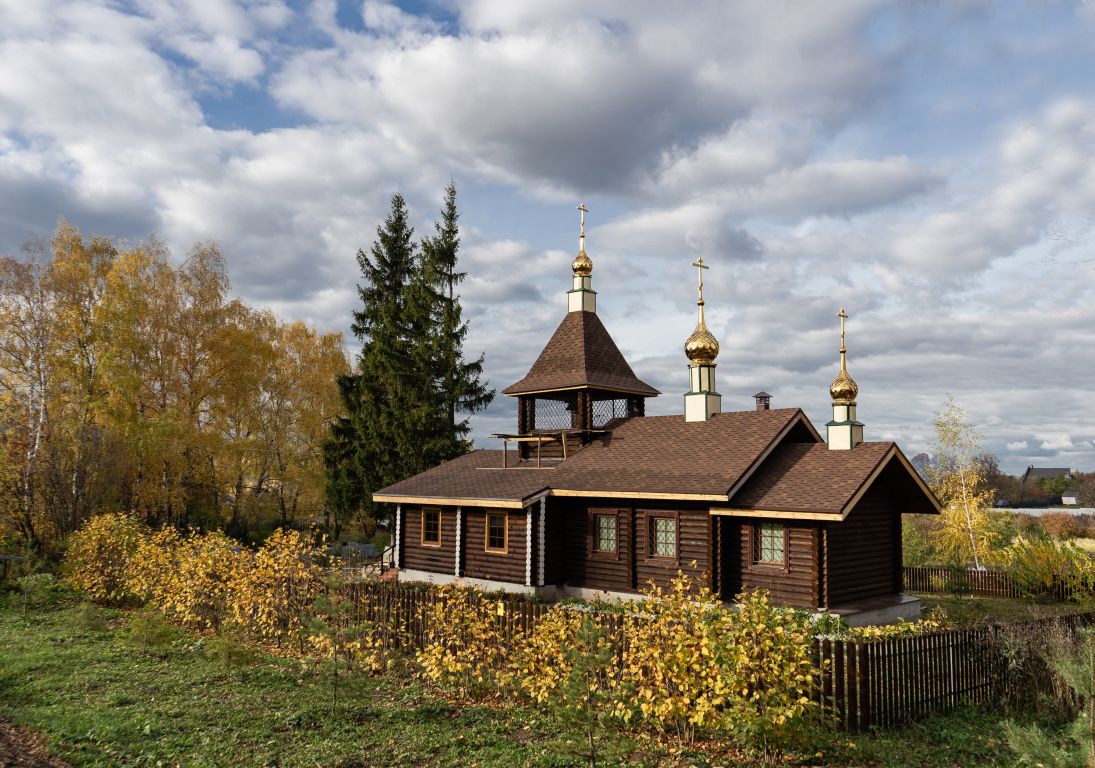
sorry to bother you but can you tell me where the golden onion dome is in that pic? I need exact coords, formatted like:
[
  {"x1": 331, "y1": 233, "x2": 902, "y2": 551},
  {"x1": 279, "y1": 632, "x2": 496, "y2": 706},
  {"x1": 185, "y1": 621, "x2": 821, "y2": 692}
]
[
  {"x1": 685, "y1": 317, "x2": 720, "y2": 365},
  {"x1": 572, "y1": 248, "x2": 593, "y2": 277},
  {"x1": 830, "y1": 307, "x2": 857, "y2": 403},
  {"x1": 829, "y1": 368, "x2": 858, "y2": 404}
]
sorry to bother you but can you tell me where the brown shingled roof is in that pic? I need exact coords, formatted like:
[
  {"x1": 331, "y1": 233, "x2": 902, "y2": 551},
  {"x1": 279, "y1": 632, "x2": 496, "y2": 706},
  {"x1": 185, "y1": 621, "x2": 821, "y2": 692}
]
[
  {"x1": 373, "y1": 450, "x2": 552, "y2": 507},
  {"x1": 549, "y1": 408, "x2": 812, "y2": 498},
  {"x1": 371, "y1": 409, "x2": 940, "y2": 517},
  {"x1": 503, "y1": 311, "x2": 660, "y2": 396},
  {"x1": 726, "y1": 441, "x2": 941, "y2": 516}
]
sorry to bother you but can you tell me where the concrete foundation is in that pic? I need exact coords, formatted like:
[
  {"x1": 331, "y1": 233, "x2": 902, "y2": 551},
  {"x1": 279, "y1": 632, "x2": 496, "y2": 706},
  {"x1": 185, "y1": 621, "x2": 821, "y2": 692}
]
[
  {"x1": 396, "y1": 569, "x2": 538, "y2": 596},
  {"x1": 398, "y1": 569, "x2": 921, "y2": 627},
  {"x1": 821, "y1": 594, "x2": 922, "y2": 627},
  {"x1": 556, "y1": 585, "x2": 647, "y2": 603}
]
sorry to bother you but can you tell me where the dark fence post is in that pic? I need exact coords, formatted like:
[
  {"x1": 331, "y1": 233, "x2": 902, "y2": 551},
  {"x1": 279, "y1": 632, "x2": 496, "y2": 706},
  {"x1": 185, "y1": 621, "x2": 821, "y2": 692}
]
[{"x1": 857, "y1": 642, "x2": 871, "y2": 731}]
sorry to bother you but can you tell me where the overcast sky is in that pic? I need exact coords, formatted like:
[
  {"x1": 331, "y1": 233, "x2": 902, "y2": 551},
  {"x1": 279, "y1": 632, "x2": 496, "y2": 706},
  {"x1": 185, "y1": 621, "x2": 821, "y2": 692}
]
[{"x1": 2, "y1": 0, "x2": 1094, "y2": 474}]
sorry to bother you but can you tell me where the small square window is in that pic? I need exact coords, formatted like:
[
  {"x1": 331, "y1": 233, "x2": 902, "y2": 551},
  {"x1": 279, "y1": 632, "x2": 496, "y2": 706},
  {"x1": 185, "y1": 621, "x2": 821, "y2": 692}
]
[
  {"x1": 593, "y1": 513, "x2": 617, "y2": 553},
  {"x1": 650, "y1": 516, "x2": 677, "y2": 558},
  {"x1": 754, "y1": 522, "x2": 785, "y2": 565},
  {"x1": 422, "y1": 508, "x2": 441, "y2": 546},
  {"x1": 485, "y1": 512, "x2": 508, "y2": 553}
]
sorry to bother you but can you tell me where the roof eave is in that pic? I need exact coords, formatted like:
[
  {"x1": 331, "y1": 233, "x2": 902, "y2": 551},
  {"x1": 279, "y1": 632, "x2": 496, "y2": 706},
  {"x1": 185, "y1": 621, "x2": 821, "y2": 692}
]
[
  {"x1": 502, "y1": 382, "x2": 661, "y2": 397},
  {"x1": 834, "y1": 444, "x2": 942, "y2": 518},
  {"x1": 372, "y1": 493, "x2": 534, "y2": 509},
  {"x1": 710, "y1": 507, "x2": 843, "y2": 521}
]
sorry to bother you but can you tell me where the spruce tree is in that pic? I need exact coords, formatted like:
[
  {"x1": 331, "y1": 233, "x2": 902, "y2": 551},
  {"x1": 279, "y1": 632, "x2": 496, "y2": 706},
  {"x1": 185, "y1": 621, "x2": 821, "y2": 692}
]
[
  {"x1": 325, "y1": 194, "x2": 419, "y2": 525},
  {"x1": 325, "y1": 186, "x2": 494, "y2": 531},
  {"x1": 415, "y1": 181, "x2": 494, "y2": 458}
]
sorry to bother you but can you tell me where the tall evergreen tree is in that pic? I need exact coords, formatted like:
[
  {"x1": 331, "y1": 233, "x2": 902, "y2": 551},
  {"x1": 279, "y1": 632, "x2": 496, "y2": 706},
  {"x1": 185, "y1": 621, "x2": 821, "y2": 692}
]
[
  {"x1": 410, "y1": 181, "x2": 494, "y2": 463},
  {"x1": 326, "y1": 186, "x2": 494, "y2": 531},
  {"x1": 325, "y1": 194, "x2": 419, "y2": 524}
]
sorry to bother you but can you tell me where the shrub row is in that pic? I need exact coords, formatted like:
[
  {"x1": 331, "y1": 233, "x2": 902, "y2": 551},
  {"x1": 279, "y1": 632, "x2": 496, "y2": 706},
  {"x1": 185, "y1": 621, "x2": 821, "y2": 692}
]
[
  {"x1": 416, "y1": 575, "x2": 823, "y2": 760},
  {"x1": 63, "y1": 513, "x2": 323, "y2": 645},
  {"x1": 60, "y1": 514, "x2": 953, "y2": 762}
]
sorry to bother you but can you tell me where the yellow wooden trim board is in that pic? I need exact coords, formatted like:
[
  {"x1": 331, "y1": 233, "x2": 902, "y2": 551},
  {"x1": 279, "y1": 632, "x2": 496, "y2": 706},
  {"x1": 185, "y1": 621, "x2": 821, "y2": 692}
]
[
  {"x1": 372, "y1": 494, "x2": 526, "y2": 509},
  {"x1": 710, "y1": 507, "x2": 843, "y2": 521},
  {"x1": 552, "y1": 489, "x2": 728, "y2": 502}
]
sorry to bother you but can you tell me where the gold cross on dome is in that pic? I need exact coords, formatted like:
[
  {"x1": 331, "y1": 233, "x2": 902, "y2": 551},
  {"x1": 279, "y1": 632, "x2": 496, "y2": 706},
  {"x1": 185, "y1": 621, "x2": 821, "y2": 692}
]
[
  {"x1": 691, "y1": 257, "x2": 709, "y2": 304},
  {"x1": 577, "y1": 203, "x2": 588, "y2": 238},
  {"x1": 838, "y1": 307, "x2": 848, "y2": 351}
]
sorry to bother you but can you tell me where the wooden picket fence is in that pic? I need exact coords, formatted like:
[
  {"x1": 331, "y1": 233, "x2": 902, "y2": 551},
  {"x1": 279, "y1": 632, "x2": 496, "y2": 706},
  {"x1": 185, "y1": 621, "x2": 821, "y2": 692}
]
[
  {"x1": 340, "y1": 582, "x2": 1095, "y2": 732},
  {"x1": 342, "y1": 582, "x2": 554, "y2": 650},
  {"x1": 903, "y1": 565, "x2": 1077, "y2": 601},
  {"x1": 813, "y1": 628, "x2": 1001, "y2": 730}
]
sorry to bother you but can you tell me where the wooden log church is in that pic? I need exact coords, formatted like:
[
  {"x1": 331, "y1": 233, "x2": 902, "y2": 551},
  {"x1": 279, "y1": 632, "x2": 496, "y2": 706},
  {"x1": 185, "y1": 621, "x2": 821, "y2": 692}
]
[{"x1": 374, "y1": 206, "x2": 940, "y2": 625}]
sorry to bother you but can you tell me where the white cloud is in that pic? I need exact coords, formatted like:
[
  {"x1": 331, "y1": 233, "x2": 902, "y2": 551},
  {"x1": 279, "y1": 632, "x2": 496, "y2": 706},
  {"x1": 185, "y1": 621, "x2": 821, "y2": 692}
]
[
  {"x1": 2, "y1": 0, "x2": 1095, "y2": 475},
  {"x1": 1039, "y1": 435, "x2": 1094, "y2": 452},
  {"x1": 271, "y1": 1, "x2": 886, "y2": 193},
  {"x1": 168, "y1": 33, "x2": 265, "y2": 82}
]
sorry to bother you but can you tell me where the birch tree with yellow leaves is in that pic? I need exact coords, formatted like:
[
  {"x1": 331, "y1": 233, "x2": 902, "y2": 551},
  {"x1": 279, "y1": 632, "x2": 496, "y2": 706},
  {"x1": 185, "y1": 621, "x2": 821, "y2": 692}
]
[
  {"x1": 927, "y1": 395, "x2": 998, "y2": 569},
  {"x1": 0, "y1": 220, "x2": 348, "y2": 553}
]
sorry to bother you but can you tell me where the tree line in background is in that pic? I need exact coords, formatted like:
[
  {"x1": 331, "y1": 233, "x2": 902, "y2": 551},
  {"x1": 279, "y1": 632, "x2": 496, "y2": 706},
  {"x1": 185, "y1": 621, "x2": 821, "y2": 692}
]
[
  {"x1": 324, "y1": 184, "x2": 494, "y2": 525},
  {"x1": 0, "y1": 220, "x2": 348, "y2": 553},
  {"x1": 0, "y1": 183, "x2": 492, "y2": 557}
]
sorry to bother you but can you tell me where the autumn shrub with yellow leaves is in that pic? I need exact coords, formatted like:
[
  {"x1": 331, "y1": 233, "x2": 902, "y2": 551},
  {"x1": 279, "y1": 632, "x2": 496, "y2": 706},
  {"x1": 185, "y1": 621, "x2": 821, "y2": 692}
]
[
  {"x1": 62, "y1": 512, "x2": 146, "y2": 603},
  {"x1": 415, "y1": 585, "x2": 519, "y2": 697},
  {"x1": 228, "y1": 528, "x2": 324, "y2": 646},
  {"x1": 153, "y1": 529, "x2": 249, "y2": 630},
  {"x1": 616, "y1": 575, "x2": 822, "y2": 759},
  {"x1": 617, "y1": 575, "x2": 726, "y2": 743},
  {"x1": 716, "y1": 588, "x2": 823, "y2": 760},
  {"x1": 841, "y1": 607, "x2": 954, "y2": 641},
  {"x1": 1008, "y1": 536, "x2": 1095, "y2": 600},
  {"x1": 505, "y1": 574, "x2": 823, "y2": 761},
  {"x1": 512, "y1": 606, "x2": 617, "y2": 704},
  {"x1": 65, "y1": 516, "x2": 332, "y2": 639},
  {"x1": 125, "y1": 526, "x2": 182, "y2": 605}
]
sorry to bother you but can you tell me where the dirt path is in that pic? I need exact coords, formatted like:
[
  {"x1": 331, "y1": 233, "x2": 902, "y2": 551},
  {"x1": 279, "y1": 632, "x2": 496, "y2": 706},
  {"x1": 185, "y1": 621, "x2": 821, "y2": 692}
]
[{"x1": 0, "y1": 719, "x2": 72, "y2": 768}]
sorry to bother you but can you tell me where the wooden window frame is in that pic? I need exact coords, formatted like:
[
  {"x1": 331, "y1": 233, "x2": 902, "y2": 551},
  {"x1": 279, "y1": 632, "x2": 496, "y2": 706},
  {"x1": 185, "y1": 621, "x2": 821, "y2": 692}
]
[
  {"x1": 643, "y1": 510, "x2": 680, "y2": 567},
  {"x1": 484, "y1": 510, "x2": 509, "y2": 555},
  {"x1": 420, "y1": 507, "x2": 442, "y2": 548},
  {"x1": 588, "y1": 508, "x2": 620, "y2": 560},
  {"x1": 747, "y1": 522, "x2": 789, "y2": 573}
]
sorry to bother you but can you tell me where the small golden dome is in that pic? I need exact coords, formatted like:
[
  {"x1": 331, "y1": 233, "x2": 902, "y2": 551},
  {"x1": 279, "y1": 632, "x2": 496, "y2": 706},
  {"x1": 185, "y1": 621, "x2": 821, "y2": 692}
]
[
  {"x1": 829, "y1": 369, "x2": 858, "y2": 404},
  {"x1": 572, "y1": 248, "x2": 593, "y2": 277},
  {"x1": 830, "y1": 307, "x2": 857, "y2": 403},
  {"x1": 685, "y1": 316, "x2": 720, "y2": 365}
]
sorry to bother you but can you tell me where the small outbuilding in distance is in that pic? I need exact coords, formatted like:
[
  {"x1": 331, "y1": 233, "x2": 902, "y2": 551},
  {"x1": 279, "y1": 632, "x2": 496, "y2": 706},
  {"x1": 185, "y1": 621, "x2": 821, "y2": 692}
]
[{"x1": 374, "y1": 206, "x2": 941, "y2": 626}]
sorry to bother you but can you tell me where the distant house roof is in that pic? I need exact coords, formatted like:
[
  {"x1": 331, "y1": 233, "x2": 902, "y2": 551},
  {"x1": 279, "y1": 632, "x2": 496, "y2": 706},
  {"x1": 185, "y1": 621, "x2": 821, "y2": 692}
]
[
  {"x1": 502, "y1": 310, "x2": 660, "y2": 397},
  {"x1": 1023, "y1": 466, "x2": 1072, "y2": 483}
]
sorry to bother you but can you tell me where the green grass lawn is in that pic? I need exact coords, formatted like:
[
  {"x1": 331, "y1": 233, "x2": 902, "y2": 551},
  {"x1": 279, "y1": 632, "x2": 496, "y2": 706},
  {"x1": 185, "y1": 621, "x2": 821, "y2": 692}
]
[
  {"x1": 917, "y1": 593, "x2": 1091, "y2": 625},
  {"x1": 0, "y1": 593, "x2": 1025, "y2": 767}
]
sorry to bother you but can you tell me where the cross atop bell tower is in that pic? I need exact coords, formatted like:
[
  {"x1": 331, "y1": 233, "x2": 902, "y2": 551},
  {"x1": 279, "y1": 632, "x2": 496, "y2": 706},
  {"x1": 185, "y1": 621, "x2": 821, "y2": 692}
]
[
  {"x1": 568, "y1": 202, "x2": 597, "y2": 314},
  {"x1": 683, "y1": 257, "x2": 722, "y2": 422},
  {"x1": 827, "y1": 307, "x2": 864, "y2": 450}
]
